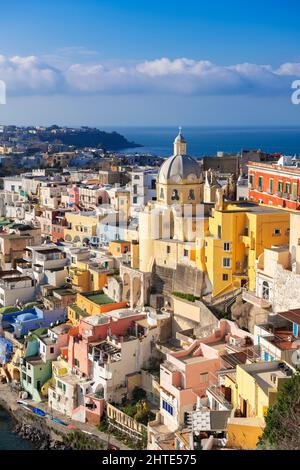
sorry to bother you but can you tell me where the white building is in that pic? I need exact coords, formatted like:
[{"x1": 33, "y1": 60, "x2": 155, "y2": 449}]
[
  {"x1": 0, "y1": 270, "x2": 35, "y2": 307},
  {"x1": 131, "y1": 168, "x2": 158, "y2": 209}
]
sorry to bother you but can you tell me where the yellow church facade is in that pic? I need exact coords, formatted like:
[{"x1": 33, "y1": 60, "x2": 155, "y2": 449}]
[{"x1": 135, "y1": 129, "x2": 290, "y2": 301}]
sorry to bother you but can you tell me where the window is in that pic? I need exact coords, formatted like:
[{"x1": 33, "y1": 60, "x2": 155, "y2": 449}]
[
  {"x1": 151, "y1": 179, "x2": 156, "y2": 190},
  {"x1": 223, "y1": 242, "x2": 230, "y2": 252},
  {"x1": 273, "y1": 228, "x2": 281, "y2": 236},
  {"x1": 278, "y1": 181, "x2": 283, "y2": 193},
  {"x1": 160, "y1": 188, "x2": 164, "y2": 200},
  {"x1": 223, "y1": 274, "x2": 229, "y2": 281},
  {"x1": 217, "y1": 225, "x2": 222, "y2": 239},
  {"x1": 262, "y1": 281, "x2": 269, "y2": 300},
  {"x1": 285, "y1": 182, "x2": 291, "y2": 194},
  {"x1": 258, "y1": 176, "x2": 263, "y2": 191},
  {"x1": 28, "y1": 376, "x2": 32, "y2": 384},
  {"x1": 167, "y1": 246, "x2": 171, "y2": 254},
  {"x1": 184, "y1": 249, "x2": 189, "y2": 257},
  {"x1": 223, "y1": 258, "x2": 231, "y2": 268},
  {"x1": 50, "y1": 347, "x2": 54, "y2": 354},
  {"x1": 199, "y1": 373, "x2": 208, "y2": 384},
  {"x1": 133, "y1": 196, "x2": 137, "y2": 204},
  {"x1": 171, "y1": 189, "x2": 179, "y2": 201},
  {"x1": 57, "y1": 381, "x2": 66, "y2": 392},
  {"x1": 249, "y1": 174, "x2": 254, "y2": 188},
  {"x1": 292, "y1": 183, "x2": 298, "y2": 200},
  {"x1": 74, "y1": 358, "x2": 80, "y2": 367},
  {"x1": 269, "y1": 178, "x2": 274, "y2": 194},
  {"x1": 162, "y1": 400, "x2": 174, "y2": 416},
  {"x1": 188, "y1": 189, "x2": 195, "y2": 201}
]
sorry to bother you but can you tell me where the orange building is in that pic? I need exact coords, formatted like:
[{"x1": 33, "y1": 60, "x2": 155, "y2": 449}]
[{"x1": 68, "y1": 290, "x2": 127, "y2": 324}]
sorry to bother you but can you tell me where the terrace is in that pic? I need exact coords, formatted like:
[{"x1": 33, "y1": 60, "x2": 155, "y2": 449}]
[{"x1": 82, "y1": 291, "x2": 115, "y2": 306}]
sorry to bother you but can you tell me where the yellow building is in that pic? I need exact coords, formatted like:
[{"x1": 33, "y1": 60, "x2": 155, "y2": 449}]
[
  {"x1": 67, "y1": 263, "x2": 91, "y2": 293},
  {"x1": 204, "y1": 197, "x2": 290, "y2": 297},
  {"x1": 64, "y1": 211, "x2": 99, "y2": 244},
  {"x1": 138, "y1": 129, "x2": 208, "y2": 273},
  {"x1": 109, "y1": 240, "x2": 130, "y2": 258},
  {"x1": 224, "y1": 361, "x2": 294, "y2": 449}
]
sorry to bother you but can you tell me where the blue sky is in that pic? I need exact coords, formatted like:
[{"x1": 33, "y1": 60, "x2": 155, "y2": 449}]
[{"x1": 0, "y1": 0, "x2": 300, "y2": 126}]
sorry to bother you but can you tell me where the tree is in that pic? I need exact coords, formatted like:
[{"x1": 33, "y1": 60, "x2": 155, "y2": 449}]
[
  {"x1": 258, "y1": 373, "x2": 300, "y2": 450},
  {"x1": 132, "y1": 386, "x2": 147, "y2": 402},
  {"x1": 135, "y1": 400, "x2": 155, "y2": 426}
]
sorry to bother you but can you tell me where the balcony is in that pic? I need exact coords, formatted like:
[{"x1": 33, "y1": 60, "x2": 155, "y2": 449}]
[
  {"x1": 242, "y1": 290, "x2": 271, "y2": 309},
  {"x1": 207, "y1": 385, "x2": 233, "y2": 410}
]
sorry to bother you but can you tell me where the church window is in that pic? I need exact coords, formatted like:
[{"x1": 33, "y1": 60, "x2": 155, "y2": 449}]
[
  {"x1": 171, "y1": 189, "x2": 179, "y2": 201},
  {"x1": 160, "y1": 188, "x2": 164, "y2": 199},
  {"x1": 188, "y1": 189, "x2": 195, "y2": 200}
]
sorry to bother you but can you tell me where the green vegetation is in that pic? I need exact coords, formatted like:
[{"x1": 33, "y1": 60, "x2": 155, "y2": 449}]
[
  {"x1": 0, "y1": 306, "x2": 21, "y2": 314},
  {"x1": 27, "y1": 327, "x2": 48, "y2": 341},
  {"x1": 84, "y1": 291, "x2": 114, "y2": 305},
  {"x1": 62, "y1": 431, "x2": 104, "y2": 450},
  {"x1": 98, "y1": 419, "x2": 109, "y2": 432},
  {"x1": 135, "y1": 401, "x2": 155, "y2": 426},
  {"x1": 172, "y1": 291, "x2": 200, "y2": 302},
  {"x1": 132, "y1": 386, "x2": 147, "y2": 402},
  {"x1": 120, "y1": 403, "x2": 137, "y2": 417},
  {"x1": 258, "y1": 373, "x2": 300, "y2": 450},
  {"x1": 120, "y1": 394, "x2": 155, "y2": 426}
]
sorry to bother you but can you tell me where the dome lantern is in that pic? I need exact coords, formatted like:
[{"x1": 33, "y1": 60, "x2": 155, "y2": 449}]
[{"x1": 174, "y1": 126, "x2": 187, "y2": 156}]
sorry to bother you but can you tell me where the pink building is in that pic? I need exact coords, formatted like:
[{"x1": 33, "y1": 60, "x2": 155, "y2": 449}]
[
  {"x1": 67, "y1": 310, "x2": 150, "y2": 376},
  {"x1": 149, "y1": 320, "x2": 252, "y2": 446},
  {"x1": 67, "y1": 185, "x2": 79, "y2": 206}
]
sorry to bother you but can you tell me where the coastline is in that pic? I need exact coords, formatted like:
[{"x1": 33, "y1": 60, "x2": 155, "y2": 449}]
[{"x1": 0, "y1": 383, "x2": 129, "y2": 450}]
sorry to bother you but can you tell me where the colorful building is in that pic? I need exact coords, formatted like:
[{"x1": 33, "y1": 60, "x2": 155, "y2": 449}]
[
  {"x1": 204, "y1": 199, "x2": 290, "y2": 295},
  {"x1": 224, "y1": 361, "x2": 295, "y2": 449},
  {"x1": 68, "y1": 290, "x2": 127, "y2": 324},
  {"x1": 248, "y1": 158, "x2": 300, "y2": 210}
]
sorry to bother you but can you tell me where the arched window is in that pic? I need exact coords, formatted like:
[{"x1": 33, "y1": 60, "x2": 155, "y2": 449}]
[
  {"x1": 262, "y1": 281, "x2": 269, "y2": 300},
  {"x1": 171, "y1": 189, "x2": 179, "y2": 201},
  {"x1": 188, "y1": 189, "x2": 195, "y2": 200},
  {"x1": 160, "y1": 187, "x2": 164, "y2": 199}
]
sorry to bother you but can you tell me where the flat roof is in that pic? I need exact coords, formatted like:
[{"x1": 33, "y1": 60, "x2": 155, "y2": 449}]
[
  {"x1": 83, "y1": 291, "x2": 115, "y2": 305},
  {"x1": 239, "y1": 361, "x2": 294, "y2": 394}
]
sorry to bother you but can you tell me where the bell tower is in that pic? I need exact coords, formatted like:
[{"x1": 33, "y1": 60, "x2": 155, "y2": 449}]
[{"x1": 173, "y1": 127, "x2": 187, "y2": 155}]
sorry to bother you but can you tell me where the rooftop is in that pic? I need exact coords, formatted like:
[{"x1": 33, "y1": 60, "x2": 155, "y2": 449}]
[
  {"x1": 278, "y1": 308, "x2": 300, "y2": 326},
  {"x1": 239, "y1": 361, "x2": 294, "y2": 394},
  {"x1": 82, "y1": 291, "x2": 115, "y2": 305}
]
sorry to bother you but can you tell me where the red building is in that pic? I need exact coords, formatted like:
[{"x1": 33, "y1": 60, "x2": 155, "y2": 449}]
[
  {"x1": 248, "y1": 160, "x2": 300, "y2": 210},
  {"x1": 51, "y1": 209, "x2": 70, "y2": 243}
]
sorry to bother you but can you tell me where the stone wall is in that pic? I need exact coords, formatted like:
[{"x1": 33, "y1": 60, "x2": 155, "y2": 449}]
[
  {"x1": 272, "y1": 264, "x2": 300, "y2": 312},
  {"x1": 150, "y1": 263, "x2": 209, "y2": 298}
]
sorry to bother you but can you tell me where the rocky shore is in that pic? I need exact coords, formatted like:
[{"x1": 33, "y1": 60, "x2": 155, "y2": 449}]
[
  {"x1": 0, "y1": 383, "x2": 128, "y2": 450},
  {"x1": 14, "y1": 422, "x2": 71, "y2": 450}
]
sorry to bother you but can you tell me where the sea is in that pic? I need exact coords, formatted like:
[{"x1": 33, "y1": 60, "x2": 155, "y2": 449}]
[
  {"x1": 0, "y1": 406, "x2": 34, "y2": 450},
  {"x1": 102, "y1": 126, "x2": 300, "y2": 157}
]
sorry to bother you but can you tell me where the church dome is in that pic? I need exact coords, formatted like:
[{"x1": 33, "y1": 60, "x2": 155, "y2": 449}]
[{"x1": 158, "y1": 154, "x2": 202, "y2": 184}]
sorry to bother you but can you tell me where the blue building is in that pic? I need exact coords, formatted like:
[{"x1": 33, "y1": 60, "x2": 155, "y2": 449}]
[
  {"x1": 0, "y1": 336, "x2": 13, "y2": 364},
  {"x1": 0, "y1": 307, "x2": 68, "y2": 339}
]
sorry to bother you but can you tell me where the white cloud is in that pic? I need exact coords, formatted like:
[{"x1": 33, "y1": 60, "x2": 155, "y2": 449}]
[{"x1": 0, "y1": 54, "x2": 298, "y2": 97}]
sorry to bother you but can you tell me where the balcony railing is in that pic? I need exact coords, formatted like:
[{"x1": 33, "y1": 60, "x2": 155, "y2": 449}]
[{"x1": 242, "y1": 290, "x2": 271, "y2": 308}]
